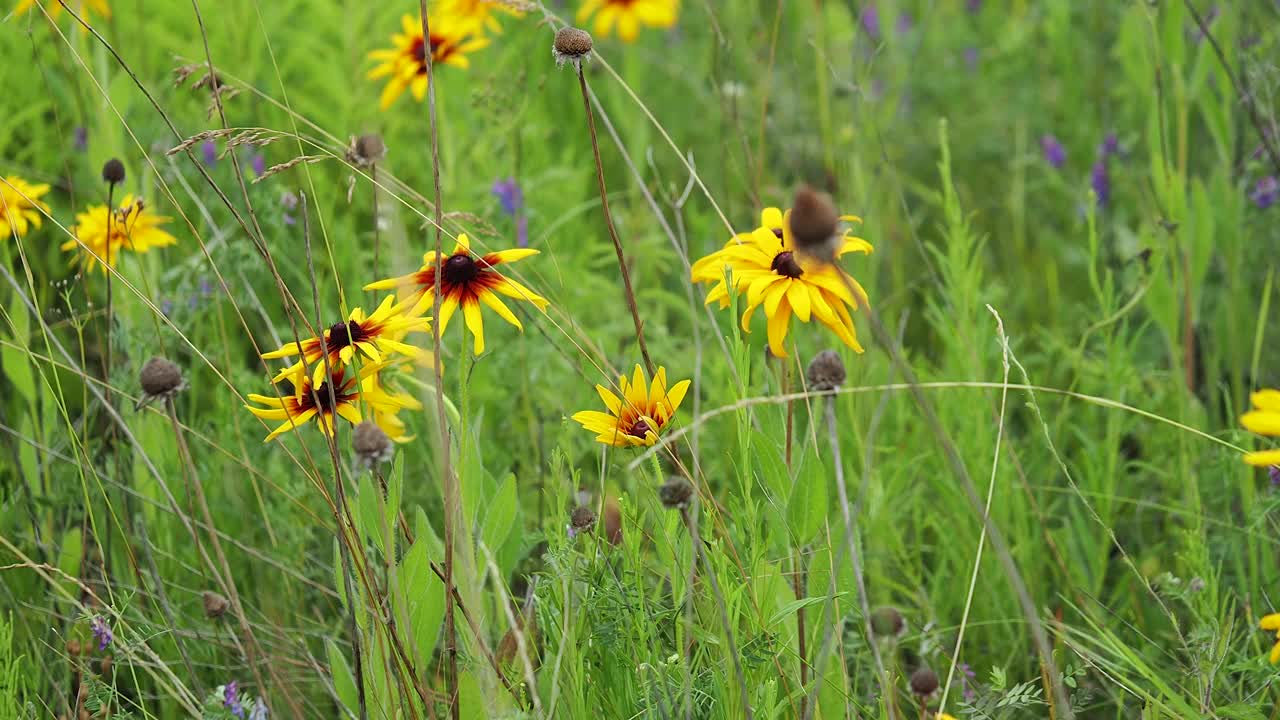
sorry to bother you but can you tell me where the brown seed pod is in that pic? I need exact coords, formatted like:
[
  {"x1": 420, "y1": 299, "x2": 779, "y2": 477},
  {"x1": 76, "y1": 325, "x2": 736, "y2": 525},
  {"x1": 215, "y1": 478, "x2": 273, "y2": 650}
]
[
  {"x1": 101, "y1": 158, "x2": 126, "y2": 185},
  {"x1": 806, "y1": 350, "x2": 847, "y2": 392},
  {"x1": 137, "y1": 356, "x2": 186, "y2": 408},
  {"x1": 553, "y1": 27, "x2": 593, "y2": 67},
  {"x1": 789, "y1": 185, "x2": 840, "y2": 261},
  {"x1": 203, "y1": 590, "x2": 229, "y2": 619},
  {"x1": 658, "y1": 477, "x2": 694, "y2": 510},
  {"x1": 352, "y1": 421, "x2": 394, "y2": 467},
  {"x1": 909, "y1": 667, "x2": 940, "y2": 697}
]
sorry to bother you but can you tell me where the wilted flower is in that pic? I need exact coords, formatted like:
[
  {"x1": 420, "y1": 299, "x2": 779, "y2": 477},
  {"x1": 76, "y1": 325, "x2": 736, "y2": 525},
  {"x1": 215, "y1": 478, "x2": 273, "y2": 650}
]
[
  {"x1": 553, "y1": 26, "x2": 594, "y2": 68},
  {"x1": 1041, "y1": 134, "x2": 1066, "y2": 168}
]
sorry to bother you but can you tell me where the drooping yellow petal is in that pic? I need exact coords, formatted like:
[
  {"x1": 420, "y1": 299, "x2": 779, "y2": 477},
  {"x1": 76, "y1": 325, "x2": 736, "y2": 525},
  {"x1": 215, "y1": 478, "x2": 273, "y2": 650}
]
[
  {"x1": 462, "y1": 297, "x2": 486, "y2": 354},
  {"x1": 1243, "y1": 448, "x2": 1280, "y2": 467},
  {"x1": 1261, "y1": 613, "x2": 1280, "y2": 631},
  {"x1": 1241, "y1": 411, "x2": 1280, "y2": 436},
  {"x1": 1252, "y1": 389, "x2": 1280, "y2": 413}
]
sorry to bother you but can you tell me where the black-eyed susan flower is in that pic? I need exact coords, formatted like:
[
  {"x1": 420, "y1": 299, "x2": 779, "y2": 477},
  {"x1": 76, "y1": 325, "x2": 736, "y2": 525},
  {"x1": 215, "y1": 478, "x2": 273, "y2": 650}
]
[
  {"x1": 364, "y1": 233, "x2": 547, "y2": 355},
  {"x1": 63, "y1": 195, "x2": 176, "y2": 273},
  {"x1": 572, "y1": 364, "x2": 690, "y2": 447},
  {"x1": 576, "y1": 0, "x2": 677, "y2": 42},
  {"x1": 261, "y1": 295, "x2": 431, "y2": 386},
  {"x1": 0, "y1": 176, "x2": 51, "y2": 240},
  {"x1": 1260, "y1": 613, "x2": 1280, "y2": 664},
  {"x1": 368, "y1": 13, "x2": 488, "y2": 111},
  {"x1": 439, "y1": 0, "x2": 524, "y2": 35},
  {"x1": 1240, "y1": 389, "x2": 1280, "y2": 467},
  {"x1": 13, "y1": 0, "x2": 110, "y2": 22},
  {"x1": 246, "y1": 363, "x2": 417, "y2": 443},
  {"x1": 691, "y1": 206, "x2": 872, "y2": 358}
]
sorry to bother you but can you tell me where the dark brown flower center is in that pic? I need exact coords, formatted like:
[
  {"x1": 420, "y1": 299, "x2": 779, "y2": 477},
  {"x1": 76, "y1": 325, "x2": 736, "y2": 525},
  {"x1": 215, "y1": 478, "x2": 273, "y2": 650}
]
[
  {"x1": 771, "y1": 251, "x2": 804, "y2": 278},
  {"x1": 326, "y1": 319, "x2": 366, "y2": 350},
  {"x1": 306, "y1": 382, "x2": 345, "y2": 412},
  {"x1": 629, "y1": 418, "x2": 654, "y2": 439},
  {"x1": 410, "y1": 35, "x2": 450, "y2": 75},
  {"x1": 442, "y1": 253, "x2": 479, "y2": 285}
]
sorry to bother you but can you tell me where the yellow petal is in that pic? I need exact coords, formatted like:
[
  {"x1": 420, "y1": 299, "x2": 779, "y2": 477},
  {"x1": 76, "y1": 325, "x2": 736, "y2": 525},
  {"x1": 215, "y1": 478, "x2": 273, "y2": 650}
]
[
  {"x1": 1244, "y1": 449, "x2": 1280, "y2": 467},
  {"x1": 1252, "y1": 389, "x2": 1280, "y2": 412},
  {"x1": 595, "y1": 385, "x2": 623, "y2": 415},
  {"x1": 766, "y1": 302, "x2": 793, "y2": 357},
  {"x1": 1260, "y1": 613, "x2": 1280, "y2": 631},
  {"x1": 1241, "y1": 410, "x2": 1280, "y2": 436},
  {"x1": 462, "y1": 297, "x2": 485, "y2": 354}
]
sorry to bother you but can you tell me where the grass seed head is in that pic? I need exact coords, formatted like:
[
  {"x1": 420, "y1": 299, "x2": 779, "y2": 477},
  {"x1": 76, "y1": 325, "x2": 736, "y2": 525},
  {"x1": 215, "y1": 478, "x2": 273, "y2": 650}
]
[
  {"x1": 806, "y1": 349, "x2": 846, "y2": 391},
  {"x1": 553, "y1": 27, "x2": 593, "y2": 68},
  {"x1": 789, "y1": 184, "x2": 840, "y2": 261},
  {"x1": 101, "y1": 158, "x2": 126, "y2": 186}
]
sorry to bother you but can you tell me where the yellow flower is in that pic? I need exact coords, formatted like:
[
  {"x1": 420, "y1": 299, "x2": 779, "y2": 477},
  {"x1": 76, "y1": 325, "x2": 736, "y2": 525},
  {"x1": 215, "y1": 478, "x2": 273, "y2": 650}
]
[
  {"x1": 1241, "y1": 389, "x2": 1280, "y2": 467},
  {"x1": 364, "y1": 233, "x2": 547, "y2": 355},
  {"x1": 368, "y1": 13, "x2": 488, "y2": 110},
  {"x1": 261, "y1": 295, "x2": 431, "y2": 387},
  {"x1": 936, "y1": 715, "x2": 958, "y2": 720},
  {"x1": 0, "y1": 176, "x2": 51, "y2": 240},
  {"x1": 246, "y1": 362, "x2": 418, "y2": 443},
  {"x1": 63, "y1": 195, "x2": 176, "y2": 273},
  {"x1": 12, "y1": 0, "x2": 111, "y2": 22},
  {"x1": 572, "y1": 364, "x2": 690, "y2": 447},
  {"x1": 1261, "y1": 613, "x2": 1280, "y2": 664},
  {"x1": 691, "y1": 206, "x2": 872, "y2": 358},
  {"x1": 576, "y1": 0, "x2": 678, "y2": 42},
  {"x1": 438, "y1": 0, "x2": 523, "y2": 35}
]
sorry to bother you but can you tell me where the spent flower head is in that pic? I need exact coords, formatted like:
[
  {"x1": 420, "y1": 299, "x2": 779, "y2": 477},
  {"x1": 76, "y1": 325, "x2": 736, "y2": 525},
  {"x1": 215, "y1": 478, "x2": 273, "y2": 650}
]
[{"x1": 553, "y1": 26, "x2": 593, "y2": 68}]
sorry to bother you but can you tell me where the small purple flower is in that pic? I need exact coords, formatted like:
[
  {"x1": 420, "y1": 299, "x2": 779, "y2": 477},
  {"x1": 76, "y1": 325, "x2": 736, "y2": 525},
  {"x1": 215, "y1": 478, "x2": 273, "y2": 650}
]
[
  {"x1": 1268, "y1": 466, "x2": 1280, "y2": 486},
  {"x1": 280, "y1": 191, "x2": 299, "y2": 225},
  {"x1": 74, "y1": 126, "x2": 88, "y2": 152},
  {"x1": 1090, "y1": 160, "x2": 1111, "y2": 207},
  {"x1": 199, "y1": 278, "x2": 212, "y2": 297},
  {"x1": 160, "y1": 299, "x2": 174, "y2": 316},
  {"x1": 1100, "y1": 133, "x2": 1120, "y2": 158},
  {"x1": 249, "y1": 700, "x2": 268, "y2": 720},
  {"x1": 963, "y1": 47, "x2": 980, "y2": 70},
  {"x1": 90, "y1": 615, "x2": 112, "y2": 651},
  {"x1": 859, "y1": 4, "x2": 880, "y2": 39},
  {"x1": 958, "y1": 663, "x2": 977, "y2": 702},
  {"x1": 250, "y1": 153, "x2": 265, "y2": 179},
  {"x1": 1041, "y1": 134, "x2": 1066, "y2": 169},
  {"x1": 966, "y1": 0, "x2": 982, "y2": 12},
  {"x1": 200, "y1": 140, "x2": 218, "y2": 168},
  {"x1": 224, "y1": 681, "x2": 244, "y2": 718},
  {"x1": 491, "y1": 178, "x2": 523, "y2": 217},
  {"x1": 516, "y1": 215, "x2": 528, "y2": 249},
  {"x1": 1251, "y1": 176, "x2": 1278, "y2": 209},
  {"x1": 895, "y1": 12, "x2": 912, "y2": 34}
]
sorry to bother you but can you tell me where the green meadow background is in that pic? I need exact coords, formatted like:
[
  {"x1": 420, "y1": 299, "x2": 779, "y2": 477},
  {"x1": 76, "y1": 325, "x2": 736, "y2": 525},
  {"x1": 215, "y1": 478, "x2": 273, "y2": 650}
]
[{"x1": 2, "y1": 0, "x2": 1279, "y2": 718}]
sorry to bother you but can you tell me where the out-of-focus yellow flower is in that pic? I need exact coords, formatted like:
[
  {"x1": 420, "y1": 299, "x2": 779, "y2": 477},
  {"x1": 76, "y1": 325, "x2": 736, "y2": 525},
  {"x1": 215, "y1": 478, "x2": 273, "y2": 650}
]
[
  {"x1": 1240, "y1": 389, "x2": 1280, "y2": 467},
  {"x1": 572, "y1": 364, "x2": 690, "y2": 447},
  {"x1": 63, "y1": 195, "x2": 176, "y2": 273},
  {"x1": 368, "y1": 13, "x2": 488, "y2": 110},
  {"x1": 12, "y1": 0, "x2": 111, "y2": 23},
  {"x1": 576, "y1": 0, "x2": 677, "y2": 42},
  {"x1": 438, "y1": 0, "x2": 523, "y2": 35},
  {"x1": 0, "y1": 176, "x2": 51, "y2": 240},
  {"x1": 1260, "y1": 613, "x2": 1280, "y2": 664},
  {"x1": 691, "y1": 206, "x2": 872, "y2": 358},
  {"x1": 365, "y1": 233, "x2": 546, "y2": 355}
]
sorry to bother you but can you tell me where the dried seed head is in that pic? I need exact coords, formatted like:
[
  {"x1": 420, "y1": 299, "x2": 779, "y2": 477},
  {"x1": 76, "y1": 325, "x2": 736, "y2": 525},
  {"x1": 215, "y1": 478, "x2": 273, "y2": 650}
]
[
  {"x1": 203, "y1": 591, "x2": 229, "y2": 619},
  {"x1": 553, "y1": 27, "x2": 593, "y2": 68},
  {"x1": 347, "y1": 134, "x2": 386, "y2": 168},
  {"x1": 352, "y1": 421, "x2": 394, "y2": 467},
  {"x1": 101, "y1": 158, "x2": 126, "y2": 186},
  {"x1": 659, "y1": 477, "x2": 694, "y2": 509},
  {"x1": 869, "y1": 606, "x2": 905, "y2": 639},
  {"x1": 138, "y1": 357, "x2": 185, "y2": 407},
  {"x1": 569, "y1": 506, "x2": 597, "y2": 536},
  {"x1": 806, "y1": 350, "x2": 846, "y2": 392},
  {"x1": 789, "y1": 184, "x2": 840, "y2": 261},
  {"x1": 909, "y1": 667, "x2": 939, "y2": 697}
]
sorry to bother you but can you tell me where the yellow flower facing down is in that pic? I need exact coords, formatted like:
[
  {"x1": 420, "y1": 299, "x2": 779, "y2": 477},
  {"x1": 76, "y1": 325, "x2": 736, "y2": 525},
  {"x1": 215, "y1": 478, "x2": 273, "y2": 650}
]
[
  {"x1": 1261, "y1": 613, "x2": 1280, "y2": 664},
  {"x1": 691, "y1": 206, "x2": 873, "y2": 358},
  {"x1": 364, "y1": 233, "x2": 547, "y2": 355},
  {"x1": 368, "y1": 13, "x2": 488, "y2": 110},
  {"x1": 13, "y1": 0, "x2": 111, "y2": 22},
  {"x1": 572, "y1": 364, "x2": 690, "y2": 447},
  {"x1": 63, "y1": 195, "x2": 176, "y2": 273},
  {"x1": 438, "y1": 0, "x2": 524, "y2": 35},
  {"x1": 261, "y1": 295, "x2": 431, "y2": 387},
  {"x1": 0, "y1": 176, "x2": 51, "y2": 240},
  {"x1": 577, "y1": 0, "x2": 678, "y2": 42},
  {"x1": 1241, "y1": 389, "x2": 1280, "y2": 467},
  {"x1": 246, "y1": 362, "x2": 419, "y2": 443}
]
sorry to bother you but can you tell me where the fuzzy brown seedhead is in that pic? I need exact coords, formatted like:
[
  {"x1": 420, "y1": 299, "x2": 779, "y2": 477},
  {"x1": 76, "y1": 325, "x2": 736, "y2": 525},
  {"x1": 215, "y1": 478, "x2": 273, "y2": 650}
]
[
  {"x1": 553, "y1": 27, "x2": 593, "y2": 68},
  {"x1": 352, "y1": 420, "x2": 394, "y2": 467},
  {"x1": 569, "y1": 505, "x2": 597, "y2": 535},
  {"x1": 346, "y1": 134, "x2": 387, "y2": 169},
  {"x1": 806, "y1": 350, "x2": 846, "y2": 392},
  {"x1": 101, "y1": 158, "x2": 125, "y2": 186},
  {"x1": 909, "y1": 667, "x2": 939, "y2": 697},
  {"x1": 789, "y1": 184, "x2": 840, "y2": 262},
  {"x1": 137, "y1": 357, "x2": 186, "y2": 409},
  {"x1": 203, "y1": 591, "x2": 229, "y2": 619},
  {"x1": 659, "y1": 477, "x2": 694, "y2": 510}
]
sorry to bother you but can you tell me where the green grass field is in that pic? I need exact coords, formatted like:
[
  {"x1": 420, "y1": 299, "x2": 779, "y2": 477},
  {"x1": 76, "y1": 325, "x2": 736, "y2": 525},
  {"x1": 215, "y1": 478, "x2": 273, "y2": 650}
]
[{"x1": 2, "y1": 0, "x2": 1280, "y2": 718}]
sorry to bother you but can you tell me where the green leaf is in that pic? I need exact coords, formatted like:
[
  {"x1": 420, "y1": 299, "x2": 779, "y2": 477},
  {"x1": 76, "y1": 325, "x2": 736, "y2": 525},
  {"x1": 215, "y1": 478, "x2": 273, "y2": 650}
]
[
  {"x1": 396, "y1": 536, "x2": 445, "y2": 667},
  {"x1": 326, "y1": 639, "x2": 358, "y2": 719},
  {"x1": 767, "y1": 595, "x2": 838, "y2": 628},
  {"x1": 333, "y1": 539, "x2": 346, "y2": 612},
  {"x1": 55, "y1": 529, "x2": 81, "y2": 603},
  {"x1": 1, "y1": 291, "x2": 35, "y2": 408},
  {"x1": 1217, "y1": 705, "x2": 1267, "y2": 720},
  {"x1": 787, "y1": 449, "x2": 828, "y2": 544},
  {"x1": 481, "y1": 474, "x2": 517, "y2": 555},
  {"x1": 357, "y1": 472, "x2": 385, "y2": 557}
]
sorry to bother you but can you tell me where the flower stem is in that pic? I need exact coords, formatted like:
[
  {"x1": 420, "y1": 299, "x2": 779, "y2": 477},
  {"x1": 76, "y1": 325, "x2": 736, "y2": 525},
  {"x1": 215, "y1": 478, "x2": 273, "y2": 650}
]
[{"x1": 574, "y1": 66, "x2": 654, "y2": 377}]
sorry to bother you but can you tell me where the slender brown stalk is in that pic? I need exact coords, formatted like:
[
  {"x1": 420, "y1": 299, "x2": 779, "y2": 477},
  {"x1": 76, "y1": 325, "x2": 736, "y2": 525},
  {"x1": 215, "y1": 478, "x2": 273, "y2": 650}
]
[
  {"x1": 416, "y1": 5, "x2": 459, "y2": 717},
  {"x1": 573, "y1": 65, "x2": 654, "y2": 376}
]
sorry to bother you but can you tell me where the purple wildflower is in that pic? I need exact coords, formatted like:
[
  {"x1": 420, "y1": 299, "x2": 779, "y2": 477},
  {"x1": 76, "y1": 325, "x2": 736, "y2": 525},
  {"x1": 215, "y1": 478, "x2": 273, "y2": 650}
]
[
  {"x1": 250, "y1": 153, "x2": 265, "y2": 179},
  {"x1": 1100, "y1": 133, "x2": 1120, "y2": 158},
  {"x1": 1041, "y1": 134, "x2": 1066, "y2": 169},
  {"x1": 958, "y1": 663, "x2": 977, "y2": 702},
  {"x1": 224, "y1": 681, "x2": 245, "y2": 718},
  {"x1": 963, "y1": 47, "x2": 979, "y2": 70},
  {"x1": 895, "y1": 12, "x2": 912, "y2": 33},
  {"x1": 280, "y1": 191, "x2": 299, "y2": 226},
  {"x1": 1090, "y1": 160, "x2": 1111, "y2": 207},
  {"x1": 200, "y1": 140, "x2": 218, "y2": 168},
  {"x1": 966, "y1": 0, "x2": 982, "y2": 12},
  {"x1": 1251, "y1": 176, "x2": 1278, "y2": 209},
  {"x1": 491, "y1": 178, "x2": 523, "y2": 217},
  {"x1": 859, "y1": 4, "x2": 880, "y2": 39},
  {"x1": 516, "y1": 215, "x2": 529, "y2": 249},
  {"x1": 90, "y1": 615, "x2": 112, "y2": 651},
  {"x1": 249, "y1": 700, "x2": 268, "y2": 720},
  {"x1": 73, "y1": 126, "x2": 88, "y2": 152},
  {"x1": 161, "y1": 299, "x2": 174, "y2": 316}
]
